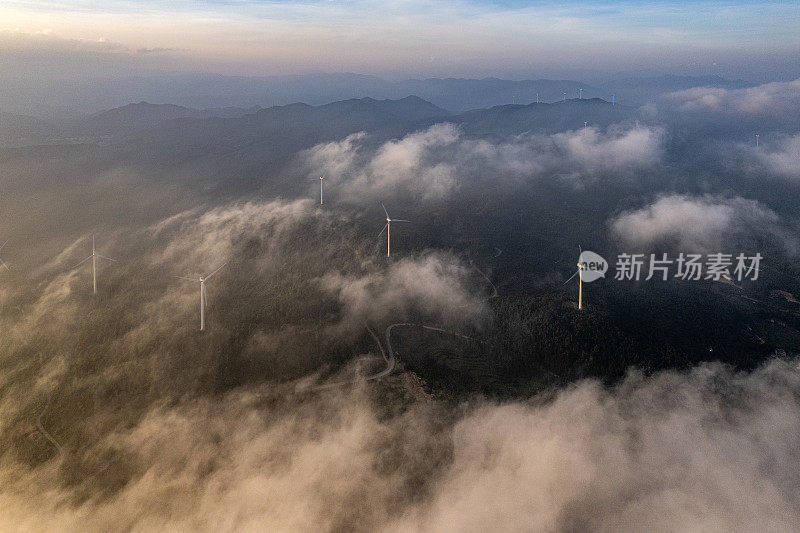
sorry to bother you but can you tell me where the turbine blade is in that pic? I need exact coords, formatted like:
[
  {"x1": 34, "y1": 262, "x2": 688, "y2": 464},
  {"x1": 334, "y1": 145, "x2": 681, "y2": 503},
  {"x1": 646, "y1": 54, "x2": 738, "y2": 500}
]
[
  {"x1": 381, "y1": 202, "x2": 389, "y2": 218},
  {"x1": 174, "y1": 276, "x2": 198, "y2": 282},
  {"x1": 203, "y1": 283, "x2": 208, "y2": 305},
  {"x1": 392, "y1": 219, "x2": 410, "y2": 223},
  {"x1": 563, "y1": 270, "x2": 580, "y2": 284},
  {"x1": 377, "y1": 223, "x2": 388, "y2": 238},
  {"x1": 0, "y1": 240, "x2": 7, "y2": 252},
  {"x1": 72, "y1": 256, "x2": 92, "y2": 269},
  {"x1": 0, "y1": 259, "x2": 9, "y2": 270},
  {"x1": 204, "y1": 262, "x2": 227, "y2": 280},
  {"x1": 96, "y1": 254, "x2": 117, "y2": 262}
]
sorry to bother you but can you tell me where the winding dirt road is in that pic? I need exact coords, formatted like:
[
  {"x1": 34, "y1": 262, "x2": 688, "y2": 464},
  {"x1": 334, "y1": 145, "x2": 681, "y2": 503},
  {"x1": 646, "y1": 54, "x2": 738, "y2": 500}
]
[
  {"x1": 311, "y1": 323, "x2": 394, "y2": 390},
  {"x1": 36, "y1": 398, "x2": 64, "y2": 455}
]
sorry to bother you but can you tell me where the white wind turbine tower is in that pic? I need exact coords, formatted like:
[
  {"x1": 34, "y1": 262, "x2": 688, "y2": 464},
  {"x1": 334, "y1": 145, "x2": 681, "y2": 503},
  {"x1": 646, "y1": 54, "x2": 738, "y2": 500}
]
[
  {"x1": 579, "y1": 88, "x2": 583, "y2": 99},
  {"x1": 319, "y1": 175, "x2": 325, "y2": 204},
  {"x1": 378, "y1": 203, "x2": 410, "y2": 258},
  {"x1": 755, "y1": 134, "x2": 759, "y2": 147},
  {"x1": 175, "y1": 262, "x2": 227, "y2": 331},
  {"x1": 73, "y1": 235, "x2": 116, "y2": 294},
  {"x1": 564, "y1": 247, "x2": 584, "y2": 310},
  {"x1": 0, "y1": 239, "x2": 10, "y2": 271}
]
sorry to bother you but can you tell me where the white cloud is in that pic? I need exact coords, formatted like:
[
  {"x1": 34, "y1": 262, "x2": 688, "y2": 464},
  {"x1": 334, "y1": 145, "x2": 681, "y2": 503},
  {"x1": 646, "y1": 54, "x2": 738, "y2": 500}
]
[
  {"x1": 753, "y1": 133, "x2": 800, "y2": 179},
  {"x1": 387, "y1": 360, "x2": 800, "y2": 532},
  {"x1": 319, "y1": 252, "x2": 488, "y2": 330},
  {"x1": 665, "y1": 79, "x2": 800, "y2": 115},
  {"x1": 148, "y1": 198, "x2": 317, "y2": 273},
  {"x1": 3, "y1": 359, "x2": 800, "y2": 531},
  {"x1": 610, "y1": 194, "x2": 794, "y2": 253},
  {"x1": 552, "y1": 123, "x2": 664, "y2": 170},
  {"x1": 301, "y1": 123, "x2": 664, "y2": 201}
]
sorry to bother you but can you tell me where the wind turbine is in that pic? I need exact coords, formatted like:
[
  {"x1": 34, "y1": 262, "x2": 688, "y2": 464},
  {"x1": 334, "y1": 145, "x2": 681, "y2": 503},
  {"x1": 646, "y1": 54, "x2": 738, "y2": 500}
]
[
  {"x1": 175, "y1": 262, "x2": 226, "y2": 331},
  {"x1": 378, "y1": 203, "x2": 409, "y2": 258},
  {"x1": 584, "y1": 121, "x2": 588, "y2": 131},
  {"x1": 73, "y1": 235, "x2": 116, "y2": 294},
  {"x1": 579, "y1": 88, "x2": 583, "y2": 99},
  {"x1": 755, "y1": 134, "x2": 759, "y2": 147},
  {"x1": 564, "y1": 247, "x2": 584, "y2": 310},
  {"x1": 319, "y1": 175, "x2": 325, "y2": 204},
  {"x1": 563, "y1": 91, "x2": 566, "y2": 102},
  {"x1": 0, "y1": 240, "x2": 9, "y2": 271}
]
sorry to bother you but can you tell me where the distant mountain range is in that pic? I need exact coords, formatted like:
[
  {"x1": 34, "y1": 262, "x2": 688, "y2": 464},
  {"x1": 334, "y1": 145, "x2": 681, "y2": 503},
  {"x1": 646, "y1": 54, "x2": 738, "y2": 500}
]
[
  {"x1": 0, "y1": 71, "x2": 754, "y2": 117},
  {"x1": 599, "y1": 74, "x2": 752, "y2": 105},
  {"x1": 120, "y1": 96, "x2": 455, "y2": 176},
  {"x1": 127, "y1": 95, "x2": 632, "y2": 157},
  {"x1": 456, "y1": 98, "x2": 633, "y2": 136},
  {"x1": 79, "y1": 102, "x2": 264, "y2": 136},
  {"x1": 83, "y1": 95, "x2": 636, "y2": 198},
  {"x1": 0, "y1": 95, "x2": 640, "y2": 152}
]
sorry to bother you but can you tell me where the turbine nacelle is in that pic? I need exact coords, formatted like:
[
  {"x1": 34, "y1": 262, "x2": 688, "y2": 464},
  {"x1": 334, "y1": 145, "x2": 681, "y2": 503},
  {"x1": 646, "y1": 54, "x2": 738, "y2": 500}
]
[
  {"x1": 176, "y1": 262, "x2": 227, "y2": 331},
  {"x1": 73, "y1": 235, "x2": 116, "y2": 294},
  {"x1": 379, "y1": 203, "x2": 410, "y2": 257}
]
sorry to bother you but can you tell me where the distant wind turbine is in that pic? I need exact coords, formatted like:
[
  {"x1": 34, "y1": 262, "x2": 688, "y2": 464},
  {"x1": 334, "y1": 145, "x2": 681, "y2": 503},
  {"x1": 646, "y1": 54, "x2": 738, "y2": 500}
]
[
  {"x1": 564, "y1": 247, "x2": 584, "y2": 310},
  {"x1": 584, "y1": 121, "x2": 588, "y2": 131},
  {"x1": 319, "y1": 175, "x2": 325, "y2": 204},
  {"x1": 0, "y1": 239, "x2": 9, "y2": 271},
  {"x1": 755, "y1": 134, "x2": 759, "y2": 147},
  {"x1": 175, "y1": 262, "x2": 226, "y2": 331},
  {"x1": 536, "y1": 93, "x2": 539, "y2": 104},
  {"x1": 563, "y1": 91, "x2": 566, "y2": 102},
  {"x1": 73, "y1": 235, "x2": 116, "y2": 294},
  {"x1": 378, "y1": 203, "x2": 409, "y2": 258},
  {"x1": 579, "y1": 88, "x2": 583, "y2": 99}
]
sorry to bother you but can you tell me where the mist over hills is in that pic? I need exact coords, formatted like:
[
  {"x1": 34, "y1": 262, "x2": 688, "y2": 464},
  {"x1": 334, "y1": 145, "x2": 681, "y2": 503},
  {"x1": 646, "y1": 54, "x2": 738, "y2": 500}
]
[
  {"x1": 2, "y1": 75, "x2": 800, "y2": 530},
  {"x1": 3, "y1": 0, "x2": 800, "y2": 525}
]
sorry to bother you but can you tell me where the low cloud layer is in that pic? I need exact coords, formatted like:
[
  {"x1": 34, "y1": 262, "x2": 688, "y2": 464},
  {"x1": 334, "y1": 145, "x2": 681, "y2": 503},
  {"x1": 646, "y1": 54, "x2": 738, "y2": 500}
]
[
  {"x1": 301, "y1": 122, "x2": 664, "y2": 201},
  {"x1": 610, "y1": 194, "x2": 795, "y2": 253},
  {"x1": 0, "y1": 195, "x2": 488, "y2": 479},
  {"x1": 665, "y1": 79, "x2": 800, "y2": 115},
  {"x1": 751, "y1": 133, "x2": 800, "y2": 180},
  {"x1": 2, "y1": 359, "x2": 799, "y2": 531},
  {"x1": 319, "y1": 252, "x2": 488, "y2": 331}
]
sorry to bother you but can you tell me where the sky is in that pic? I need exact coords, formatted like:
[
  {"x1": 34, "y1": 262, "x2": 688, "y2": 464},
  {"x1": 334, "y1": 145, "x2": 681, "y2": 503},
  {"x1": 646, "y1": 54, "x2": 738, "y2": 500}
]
[{"x1": 1, "y1": 1, "x2": 799, "y2": 80}]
